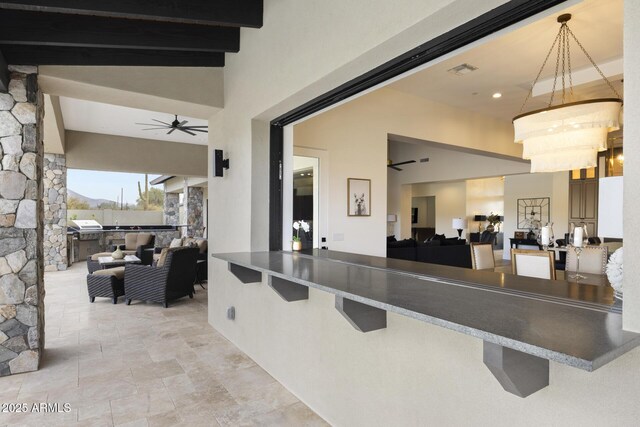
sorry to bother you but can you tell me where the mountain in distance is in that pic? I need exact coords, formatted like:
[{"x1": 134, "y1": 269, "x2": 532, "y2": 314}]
[{"x1": 68, "y1": 190, "x2": 116, "y2": 208}]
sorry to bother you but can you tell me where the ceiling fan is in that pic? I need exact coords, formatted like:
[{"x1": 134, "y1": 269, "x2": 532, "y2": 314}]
[
  {"x1": 136, "y1": 114, "x2": 208, "y2": 136},
  {"x1": 387, "y1": 157, "x2": 429, "y2": 171}
]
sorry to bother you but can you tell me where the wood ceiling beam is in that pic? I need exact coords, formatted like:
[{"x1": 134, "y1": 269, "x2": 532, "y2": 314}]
[
  {"x1": 0, "y1": 0, "x2": 263, "y2": 28},
  {"x1": 0, "y1": 10, "x2": 240, "y2": 53},
  {"x1": 0, "y1": 45, "x2": 224, "y2": 67},
  {"x1": 0, "y1": 50, "x2": 8, "y2": 92}
]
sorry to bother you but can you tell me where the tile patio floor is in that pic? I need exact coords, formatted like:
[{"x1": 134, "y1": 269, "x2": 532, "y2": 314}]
[{"x1": 0, "y1": 262, "x2": 326, "y2": 426}]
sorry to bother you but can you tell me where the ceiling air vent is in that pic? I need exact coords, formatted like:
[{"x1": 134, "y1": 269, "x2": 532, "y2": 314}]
[{"x1": 447, "y1": 63, "x2": 478, "y2": 76}]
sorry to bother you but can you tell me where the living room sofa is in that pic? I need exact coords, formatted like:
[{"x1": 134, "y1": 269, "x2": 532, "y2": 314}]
[{"x1": 387, "y1": 236, "x2": 472, "y2": 269}]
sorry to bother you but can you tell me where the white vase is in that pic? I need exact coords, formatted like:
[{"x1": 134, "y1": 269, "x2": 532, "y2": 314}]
[
  {"x1": 292, "y1": 241, "x2": 302, "y2": 251},
  {"x1": 111, "y1": 247, "x2": 124, "y2": 259}
]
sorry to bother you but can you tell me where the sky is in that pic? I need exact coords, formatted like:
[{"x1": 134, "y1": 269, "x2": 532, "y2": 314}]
[{"x1": 67, "y1": 169, "x2": 162, "y2": 205}]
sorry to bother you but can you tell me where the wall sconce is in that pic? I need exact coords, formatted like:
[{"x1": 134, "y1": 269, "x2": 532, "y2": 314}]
[{"x1": 214, "y1": 149, "x2": 230, "y2": 177}]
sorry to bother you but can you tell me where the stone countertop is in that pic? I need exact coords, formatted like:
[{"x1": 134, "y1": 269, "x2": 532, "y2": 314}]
[{"x1": 212, "y1": 250, "x2": 640, "y2": 372}]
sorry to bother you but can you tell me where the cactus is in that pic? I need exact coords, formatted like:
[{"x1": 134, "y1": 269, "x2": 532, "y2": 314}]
[{"x1": 138, "y1": 174, "x2": 149, "y2": 211}]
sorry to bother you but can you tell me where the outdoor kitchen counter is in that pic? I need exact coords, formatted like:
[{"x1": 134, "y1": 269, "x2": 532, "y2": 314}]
[{"x1": 212, "y1": 250, "x2": 640, "y2": 375}]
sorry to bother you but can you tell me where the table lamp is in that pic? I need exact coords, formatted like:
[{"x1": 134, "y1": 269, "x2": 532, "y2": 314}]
[{"x1": 452, "y1": 217, "x2": 467, "y2": 240}]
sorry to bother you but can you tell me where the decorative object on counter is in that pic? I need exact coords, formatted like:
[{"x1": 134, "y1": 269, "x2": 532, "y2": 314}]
[
  {"x1": 486, "y1": 212, "x2": 502, "y2": 232},
  {"x1": 568, "y1": 223, "x2": 588, "y2": 280},
  {"x1": 537, "y1": 222, "x2": 555, "y2": 250},
  {"x1": 111, "y1": 246, "x2": 124, "y2": 260},
  {"x1": 606, "y1": 247, "x2": 623, "y2": 300},
  {"x1": 514, "y1": 231, "x2": 525, "y2": 239},
  {"x1": 513, "y1": 13, "x2": 622, "y2": 173},
  {"x1": 347, "y1": 178, "x2": 371, "y2": 216},
  {"x1": 292, "y1": 220, "x2": 310, "y2": 251},
  {"x1": 452, "y1": 217, "x2": 467, "y2": 240}
]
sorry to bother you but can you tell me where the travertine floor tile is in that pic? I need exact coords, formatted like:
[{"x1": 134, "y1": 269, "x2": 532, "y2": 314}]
[{"x1": 0, "y1": 261, "x2": 325, "y2": 426}]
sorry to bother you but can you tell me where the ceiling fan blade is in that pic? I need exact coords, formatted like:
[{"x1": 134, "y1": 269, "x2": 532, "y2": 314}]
[
  {"x1": 182, "y1": 128, "x2": 208, "y2": 133},
  {"x1": 142, "y1": 127, "x2": 168, "y2": 131},
  {"x1": 178, "y1": 127, "x2": 197, "y2": 136},
  {"x1": 388, "y1": 165, "x2": 402, "y2": 171},
  {"x1": 152, "y1": 119, "x2": 172, "y2": 126},
  {"x1": 167, "y1": 128, "x2": 177, "y2": 134},
  {"x1": 179, "y1": 120, "x2": 188, "y2": 126},
  {"x1": 388, "y1": 160, "x2": 416, "y2": 167},
  {"x1": 182, "y1": 125, "x2": 208, "y2": 128},
  {"x1": 136, "y1": 122, "x2": 168, "y2": 127}
]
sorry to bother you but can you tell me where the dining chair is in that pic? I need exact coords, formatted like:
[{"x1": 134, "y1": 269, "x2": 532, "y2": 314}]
[
  {"x1": 470, "y1": 243, "x2": 495, "y2": 270},
  {"x1": 565, "y1": 245, "x2": 608, "y2": 275},
  {"x1": 511, "y1": 249, "x2": 556, "y2": 280}
]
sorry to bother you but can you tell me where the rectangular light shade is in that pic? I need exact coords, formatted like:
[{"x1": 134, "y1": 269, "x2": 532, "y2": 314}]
[
  {"x1": 598, "y1": 176, "x2": 623, "y2": 238},
  {"x1": 387, "y1": 214, "x2": 397, "y2": 222},
  {"x1": 474, "y1": 215, "x2": 487, "y2": 221},
  {"x1": 452, "y1": 218, "x2": 467, "y2": 229}
]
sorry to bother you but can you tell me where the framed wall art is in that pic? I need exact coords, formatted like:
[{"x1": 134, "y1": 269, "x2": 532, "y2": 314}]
[
  {"x1": 517, "y1": 197, "x2": 550, "y2": 229},
  {"x1": 347, "y1": 178, "x2": 371, "y2": 216}
]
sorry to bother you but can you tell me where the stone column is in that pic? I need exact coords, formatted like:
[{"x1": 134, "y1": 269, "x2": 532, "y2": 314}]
[
  {"x1": 163, "y1": 191, "x2": 179, "y2": 226},
  {"x1": 186, "y1": 186, "x2": 204, "y2": 237},
  {"x1": 43, "y1": 154, "x2": 67, "y2": 271},
  {"x1": 0, "y1": 66, "x2": 44, "y2": 376}
]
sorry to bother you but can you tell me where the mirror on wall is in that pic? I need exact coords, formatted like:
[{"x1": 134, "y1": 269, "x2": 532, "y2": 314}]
[{"x1": 293, "y1": 156, "x2": 319, "y2": 249}]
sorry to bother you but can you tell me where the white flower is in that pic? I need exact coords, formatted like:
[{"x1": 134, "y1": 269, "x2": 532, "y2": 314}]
[
  {"x1": 606, "y1": 247, "x2": 623, "y2": 293},
  {"x1": 300, "y1": 220, "x2": 310, "y2": 232},
  {"x1": 293, "y1": 221, "x2": 300, "y2": 230}
]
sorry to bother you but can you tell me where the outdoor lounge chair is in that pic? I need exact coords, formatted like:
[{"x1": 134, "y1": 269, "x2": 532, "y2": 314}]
[{"x1": 123, "y1": 247, "x2": 198, "y2": 308}]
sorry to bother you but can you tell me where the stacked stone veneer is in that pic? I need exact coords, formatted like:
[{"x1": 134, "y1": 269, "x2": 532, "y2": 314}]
[
  {"x1": 43, "y1": 154, "x2": 67, "y2": 271},
  {"x1": 0, "y1": 66, "x2": 44, "y2": 376},
  {"x1": 186, "y1": 186, "x2": 204, "y2": 238},
  {"x1": 163, "y1": 192, "x2": 179, "y2": 226}
]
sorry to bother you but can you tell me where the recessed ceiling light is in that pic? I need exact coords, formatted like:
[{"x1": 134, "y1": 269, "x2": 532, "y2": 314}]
[{"x1": 492, "y1": 92, "x2": 502, "y2": 99}]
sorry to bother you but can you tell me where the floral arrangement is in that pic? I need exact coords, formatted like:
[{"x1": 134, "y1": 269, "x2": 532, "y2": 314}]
[
  {"x1": 606, "y1": 247, "x2": 623, "y2": 298},
  {"x1": 293, "y1": 220, "x2": 310, "y2": 242},
  {"x1": 487, "y1": 212, "x2": 502, "y2": 226}
]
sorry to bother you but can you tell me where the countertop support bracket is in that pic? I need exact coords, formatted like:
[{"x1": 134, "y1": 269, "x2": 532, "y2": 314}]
[
  {"x1": 228, "y1": 263, "x2": 262, "y2": 284},
  {"x1": 483, "y1": 341, "x2": 549, "y2": 398},
  {"x1": 335, "y1": 296, "x2": 387, "y2": 332},
  {"x1": 268, "y1": 275, "x2": 309, "y2": 302}
]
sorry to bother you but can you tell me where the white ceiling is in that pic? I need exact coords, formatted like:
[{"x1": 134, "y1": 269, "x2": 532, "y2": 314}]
[
  {"x1": 387, "y1": 0, "x2": 623, "y2": 122},
  {"x1": 59, "y1": 97, "x2": 208, "y2": 145}
]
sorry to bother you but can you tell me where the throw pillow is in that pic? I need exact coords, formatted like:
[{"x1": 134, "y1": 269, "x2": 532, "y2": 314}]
[
  {"x1": 157, "y1": 248, "x2": 170, "y2": 267},
  {"x1": 387, "y1": 235, "x2": 397, "y2": 242},
  {"x1": 169, "y1": 238, "x2": 183, "y2": 248}
]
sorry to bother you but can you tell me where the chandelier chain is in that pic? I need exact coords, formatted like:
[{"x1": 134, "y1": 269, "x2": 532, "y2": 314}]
[
  {"x1": 566, "y1": 26, "x2": 622, "y2": 99},
  {"x1": 518, "y1": 29, "x2": 562, "y2": 114},
  {"x1": 519, "y1": 19, "x2": 621, "y2": 115}
]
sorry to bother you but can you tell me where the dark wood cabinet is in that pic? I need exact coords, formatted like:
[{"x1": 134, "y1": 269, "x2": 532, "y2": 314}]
[{"x1": 569, "y1": 171, "x2": 598, "y2": 237}]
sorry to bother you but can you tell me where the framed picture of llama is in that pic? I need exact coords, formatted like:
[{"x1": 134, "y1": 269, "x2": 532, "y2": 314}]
[{"x1": 347, "y1": 178, "x2": 371, "y2": 216}]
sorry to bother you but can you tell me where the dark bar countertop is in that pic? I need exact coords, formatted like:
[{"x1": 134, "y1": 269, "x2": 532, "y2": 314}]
[{"x1": 212, "y1": 250, "x2": 640, "y2": 372}]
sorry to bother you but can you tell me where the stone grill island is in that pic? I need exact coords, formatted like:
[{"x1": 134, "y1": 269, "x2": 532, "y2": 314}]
[{"x1": 212, "y1": 250, "x2": 640, "y2": 398}]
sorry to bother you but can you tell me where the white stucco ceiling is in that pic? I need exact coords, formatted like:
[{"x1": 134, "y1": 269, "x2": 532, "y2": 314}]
[
  {"x1": 387, "y1": 0, "x2": 623, "y2": 122},
  {"x1": 59, "y1": 97, "x2": 208, "y2": 145}
]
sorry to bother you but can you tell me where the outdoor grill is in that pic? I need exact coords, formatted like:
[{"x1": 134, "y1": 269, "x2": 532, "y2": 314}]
[{"x1": 68, "y1": 220, "x2": 103, "y2": 261}]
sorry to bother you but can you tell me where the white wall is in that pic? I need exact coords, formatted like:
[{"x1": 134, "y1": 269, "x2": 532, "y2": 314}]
[
  {"x1": 67, "y1": 209, "x2": 163, "y2": 225},
  {"x1": 624, "y1": 0, "x2": 640, "y2": 331},
  {"x1": 411, "y1": 181, "x2": 466, "y2": 238},
  {"x1": 208, "y1": 0, "x2": 640, "y2": 424},
  {"x1": 503, "y1": 172, "x2": 569, "y2": 260},
  {"x1": 466, "y1": 177, "x2": 505, "y2": 235}
]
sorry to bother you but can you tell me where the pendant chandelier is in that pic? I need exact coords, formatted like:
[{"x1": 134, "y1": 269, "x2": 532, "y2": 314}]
[{"x1": 513, "y1": 14, "x2": 622, "y2": 173}]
